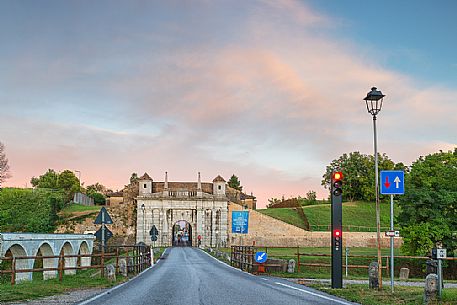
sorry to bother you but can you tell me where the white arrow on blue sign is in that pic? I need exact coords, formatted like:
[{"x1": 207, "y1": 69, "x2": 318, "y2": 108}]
[
  {"x1": 380, "y1": 170, "x2": 405, "y2": 195},
  {"x1": 255, "y1": 251, "x2": 268, "y2": 263}
]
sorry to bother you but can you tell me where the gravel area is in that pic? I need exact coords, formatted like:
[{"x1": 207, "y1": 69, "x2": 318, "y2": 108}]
[{"x1": 2, "y1": 288, "x2": 107, "y2": 305}]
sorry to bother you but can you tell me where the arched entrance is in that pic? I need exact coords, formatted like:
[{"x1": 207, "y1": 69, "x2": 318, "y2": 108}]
[{"x1": 172, "y1": 220, "x2": 192, "y2": 247}]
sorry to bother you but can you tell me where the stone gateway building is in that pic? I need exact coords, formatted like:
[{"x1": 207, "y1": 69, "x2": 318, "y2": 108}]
[{"x1": 135, "y1": 173, "x2": 229, "y2": 247}]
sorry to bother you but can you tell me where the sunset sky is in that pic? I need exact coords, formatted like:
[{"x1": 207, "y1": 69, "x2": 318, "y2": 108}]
[{"x1": 1, "y1": 1, "x2": 456, "y2": 207}]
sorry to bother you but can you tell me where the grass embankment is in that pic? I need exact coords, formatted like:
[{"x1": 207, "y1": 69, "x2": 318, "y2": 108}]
[
  {"x1": 58, "y1": 203, "x2": 102, "y2": 222},
  {"x1": 258, "y1": 201, "x2": 398, "y2": 231}
]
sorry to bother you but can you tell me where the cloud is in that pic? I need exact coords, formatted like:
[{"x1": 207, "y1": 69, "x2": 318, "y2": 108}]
[{"x1": 1, "y1": 1, "x2": 456, "y2": 207}]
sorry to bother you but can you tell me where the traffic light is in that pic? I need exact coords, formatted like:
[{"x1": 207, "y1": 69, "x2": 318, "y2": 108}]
[
  {"x1": 331, "y1": 171, "x2": 343, "y2": 288},
  {"x1": 332, "y1": 171, "x2": 343, "y2": 196}
]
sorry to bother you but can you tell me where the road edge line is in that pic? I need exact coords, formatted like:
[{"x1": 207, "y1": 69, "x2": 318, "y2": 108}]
[
  {"x1": 77, "y1": 255, "x2": 163, "y2": 305},
  {"x1": 275, "y1": 282, "x2": 356, "y2": 305}
]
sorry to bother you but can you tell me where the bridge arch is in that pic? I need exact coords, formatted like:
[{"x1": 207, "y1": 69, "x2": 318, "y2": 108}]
[
  {"x1": 60, "y1": 242, "x2": 76, "y2": 275},
  {"x1": 77, "y1": 241, "x2": 91, "y2": 268},
  {"x1": 34, "y1": 242, "x2": 57, "y2": 280},
  {"x1": 5, "y1": 244, "x2": 31, "y2": 282}
]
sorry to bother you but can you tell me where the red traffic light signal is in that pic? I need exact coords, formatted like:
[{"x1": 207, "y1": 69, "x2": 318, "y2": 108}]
[
  {"x1": 333, "y1": 172, "x2": 343, "y2": 181},
  {"x1": 333, "y1": 229, "x2": 342, "y2": 238}
]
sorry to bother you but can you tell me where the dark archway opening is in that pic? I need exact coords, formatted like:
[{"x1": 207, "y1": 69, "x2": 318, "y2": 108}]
[{"x1": 172, "y1": 220, "x2": 192, "y2": 247}]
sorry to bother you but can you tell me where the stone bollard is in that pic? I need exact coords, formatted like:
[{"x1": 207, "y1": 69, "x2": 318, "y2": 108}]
[
  {"x1": 287, "y1": 259, "x2": 296, "y2": 273},
  {"x1": 105, "y1": 264, "x2": 116, "y2": 282},
  {"x1": 424, "y1": 273, "x2": 438, "y2": 304},
  {"x1": 368, "y1": 262, "x2": 379, "y2": 289},
  {"x1": 119, "y1": 258, "x2": 128, "y2": 277},
  {"x1": 399, "y1": 267, "x2": 410, "y2": 280},
  {"x1": 127, "y1": 257, "x2": 135, "y2": 273}
]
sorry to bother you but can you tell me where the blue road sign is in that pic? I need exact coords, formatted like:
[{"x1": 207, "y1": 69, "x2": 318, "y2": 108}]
[
  {"x1": 255, "y1": 251, "x2": 268, "y2": 263},
  {"x1": 232, "y1": 211, "x2": 249, "y2": 234},
  {"x1": 380, "y1": 171, "x2": 405, "y2": 195}
]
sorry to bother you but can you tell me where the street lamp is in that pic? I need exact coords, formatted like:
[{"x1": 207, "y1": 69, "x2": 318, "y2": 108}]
[
  {"x1": 74, "y1": 170, "x2": 81, "y2": 191},
  {"x1": 141, "y1": 203, "x2": 145, "y2": 243},
  {"x1": 363, "y1": 86, "x2": 385, "y2": 289}
]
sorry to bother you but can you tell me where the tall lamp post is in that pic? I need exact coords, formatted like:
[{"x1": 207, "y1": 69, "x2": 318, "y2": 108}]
[
  {"x1": 74, "y1": 170, "x2": 81, "y2": 191},
  {"x1": 363, "y1": 87, "x2": 385, "y2": 289},
  {"x1": 141, "y1": 203, "x2": 145, "y2": 243}
]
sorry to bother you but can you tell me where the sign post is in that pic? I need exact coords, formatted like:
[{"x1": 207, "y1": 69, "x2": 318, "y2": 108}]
[
  {"x1": 255, "y1": 251, "x2": 268, "y2": 273},
  {"x1": 380, "y1": 170, "x2": 404, "y2": 293},
  {"x1": 149, "y1": 225, "x2": 159, "y2": 266},
  {"x1": 94, "y1": 207, "x2": 114, "y2": 252}
]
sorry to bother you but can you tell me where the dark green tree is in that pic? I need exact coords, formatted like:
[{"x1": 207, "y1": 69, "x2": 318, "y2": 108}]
[
  {"x1": 90, "y1": 192, "x2": 106, "y2": 205},
  {"x1": 397, "y1": 148, "x2": 457, "y2": 255},
  {"x1": 322, "y1": 152, "x2": 397, "y2": 202},
  {"x1": 31, "y1": 169, "x2": 59, "y2": 189},
  {"x1": 228, "y1": 174, "x2": 242, "y2": 191},
  {"x1": 31, "y1": 169, "x2": 80, "y2": 202},
  {"x1": 130, "y1": 173, "x2": 139, "y2": 184}
]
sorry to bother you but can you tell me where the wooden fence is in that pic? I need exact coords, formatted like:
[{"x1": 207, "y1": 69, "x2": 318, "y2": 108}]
[
  {"x1": 0, "y1": 245, "x2": 151, "y2": 285},
  {"x1": 230, "y1": 246, "x2": 457, "y2": 279}
]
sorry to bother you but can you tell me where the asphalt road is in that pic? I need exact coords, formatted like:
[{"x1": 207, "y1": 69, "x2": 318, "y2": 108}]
[{"x1": 79, "y1": 247, "x2": 359, "y2": 305}]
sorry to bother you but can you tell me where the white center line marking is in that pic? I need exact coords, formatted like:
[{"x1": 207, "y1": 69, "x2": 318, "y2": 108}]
[{"x1": 275, "y1": 282, "x2": 355, "y2": 305}]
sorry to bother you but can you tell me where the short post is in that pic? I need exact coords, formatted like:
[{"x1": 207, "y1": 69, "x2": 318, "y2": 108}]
[
  {"x1": 345, "y1": 247, "x2": 349, "y2": 277},
  {"x1": 424, "y1": 273, "x2": 438, "y2": 304},
  {"x1": 101, "y1": 250, "x2": 105, "y2": 278},
  {"x1": 115, "y1": 248, "x2": 119, "y2": 274},
  {"x1": 297, "y1": 251, "x2": 300, "y2": 273},
  {"x1": 126, "y1": 250, "x2": 129, "y2": 275},
  {"x1": 59, "y1": 252, "x2": 64, "y2": 281},
  {"x1": 438, "y1": 259, "x2": 442, "y2": 299},
  {"x1": 11, "y1": 258, "x2": 16, "y2": 285},
  {"x1": 369, "y1": 262, "x2": 379, "y2": 289}
]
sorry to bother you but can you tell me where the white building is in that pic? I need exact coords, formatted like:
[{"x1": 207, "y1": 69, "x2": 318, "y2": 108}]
[{"x1": 136, "y1": 172, "x2": 228, "y2": 247}]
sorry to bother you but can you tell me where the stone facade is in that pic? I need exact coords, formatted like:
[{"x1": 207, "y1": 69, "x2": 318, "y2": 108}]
[{"x1": 136, "y1": 173, "x2": 229, "y2": 247}]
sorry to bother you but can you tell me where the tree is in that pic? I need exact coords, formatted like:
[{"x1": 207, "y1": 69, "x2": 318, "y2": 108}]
[
  {"x1": 321, "y1": 151, "x2": 398, "y2": 202},
  {"x1": 0, "y1": 142, "x2": 11, "y2": 185},
  {"x1": 305, "y1": 190, "x2": 317, "y2": 203},
  {"x1": 90, "y1": 192, "x2": 106, "y2": 205},
  {"x1": 31, "y1": 169, "x2": 80, "y2": 202},
  {"x1": 228, "y1": 174, "x2": 242, "y2": 191},
  {"x1": 130, "y1": 173, "x2": 139, "y2": 184},
  {"x1": 31, "y1": 169, "x2": 59, "y2": 189},
  {"x1": 397, "y1": 148, "x2": 457, "y2": 255},
  {"x1": 86, "y1": 182, "x2": 107, "y2": 195}
]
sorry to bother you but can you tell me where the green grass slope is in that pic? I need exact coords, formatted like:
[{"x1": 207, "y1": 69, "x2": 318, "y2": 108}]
[{"x1": 258, "y1": 201, "x2": 399, "y2": 231}]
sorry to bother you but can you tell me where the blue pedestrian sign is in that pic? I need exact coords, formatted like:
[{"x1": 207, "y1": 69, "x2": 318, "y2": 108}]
[
  {"x1": 380, "y1": 171, "x2": 404, "y2": 195},
  {"x1": 232, "y1": 211, "x2": 249, "y2": 234},
  {"x1": 255, "y1": 251, "x2": 268, "y2": 263}
]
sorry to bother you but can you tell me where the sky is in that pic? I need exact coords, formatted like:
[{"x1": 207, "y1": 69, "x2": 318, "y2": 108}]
[{"x1": 1, "y1": 0, "x2": 456, "y2": 208}]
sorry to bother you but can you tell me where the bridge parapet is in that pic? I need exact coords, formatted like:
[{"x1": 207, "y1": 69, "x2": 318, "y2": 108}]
[{"x1": 0, "y1": 233, "x2": 95, "y2": 282}]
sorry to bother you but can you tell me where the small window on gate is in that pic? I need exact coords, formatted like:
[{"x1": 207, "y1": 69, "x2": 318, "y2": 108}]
[
  {"x1": 144, "y1": 184, "x2": 147, "y2": 188},
  {"x1": 218, "y1": 185, "x2": 221, "y2": 190}
]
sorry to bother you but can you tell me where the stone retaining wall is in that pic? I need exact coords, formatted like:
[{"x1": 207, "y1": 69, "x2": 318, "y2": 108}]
[{"x1": 227, "y1": 203, "x2": 403, "y2": 248}]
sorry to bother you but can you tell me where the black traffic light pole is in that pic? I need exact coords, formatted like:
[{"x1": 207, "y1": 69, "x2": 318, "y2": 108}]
[{"x1": 331, "y1": 172, "x2": 343, "y2": 289}]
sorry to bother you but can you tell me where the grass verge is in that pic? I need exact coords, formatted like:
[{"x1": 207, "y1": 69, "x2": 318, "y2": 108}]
[
  {"x1": 309, "y1": 283, "x2": 457, "y2": 305},
  {"x1": 0, "y1": 269, "x2": 125, "y2": 303}
]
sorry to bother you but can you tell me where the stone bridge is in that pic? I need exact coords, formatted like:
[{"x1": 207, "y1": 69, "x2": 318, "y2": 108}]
[{"x1": 0, "y1": 233, "x2": 95, "y2": 282}]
